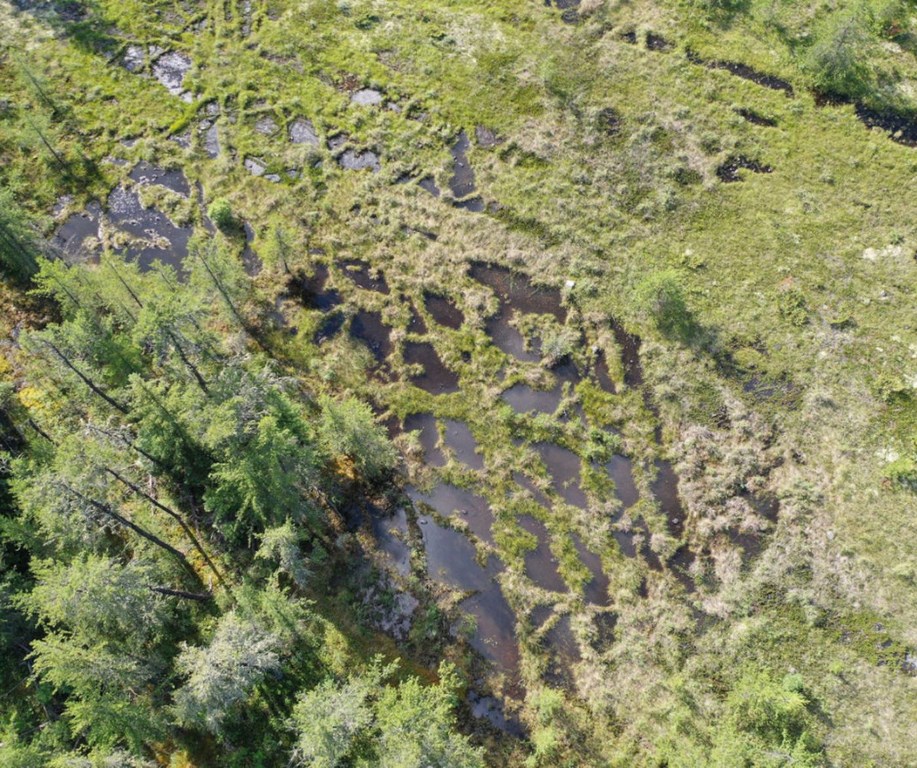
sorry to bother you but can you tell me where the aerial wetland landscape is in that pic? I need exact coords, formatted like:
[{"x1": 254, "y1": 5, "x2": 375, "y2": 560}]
[{"x1": 1, "y1": 0, "x2": 917, "y2": 766}]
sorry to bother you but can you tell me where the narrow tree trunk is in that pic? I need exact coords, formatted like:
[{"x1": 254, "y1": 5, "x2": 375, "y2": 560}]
[
  {"x1": 41, "y1": 340, "x2": 129, "y2": 414},
  {"x1": 105, "y1": 466, "x2": 227, "y2": 588},
  {"x1": 59, "y1": 481, "x2": 200, "y2": 583}
]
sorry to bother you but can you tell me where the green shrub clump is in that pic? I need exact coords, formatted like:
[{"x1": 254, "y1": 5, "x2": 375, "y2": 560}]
[{"x1": 208, "y1": 197, "x2": 236, "y2": 231}]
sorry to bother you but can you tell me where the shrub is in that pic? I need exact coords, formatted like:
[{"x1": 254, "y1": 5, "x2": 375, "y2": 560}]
[
  {"x1": 635, "y1": 269, "x2": 695, "y2": 339},
  {"x1": 207, "y1": 197, "x2": 235, "y2": 231},
  {"x1": 804, "y1": 9, "x2": 875, "y2": 101}
]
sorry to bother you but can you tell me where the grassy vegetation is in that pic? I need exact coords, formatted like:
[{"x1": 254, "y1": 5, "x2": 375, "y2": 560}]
[{"x1": 1, "y1": 0, "x2": 916, "y2": 765}]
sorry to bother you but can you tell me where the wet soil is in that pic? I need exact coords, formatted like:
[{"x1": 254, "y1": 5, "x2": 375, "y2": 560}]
[
  {"x1": 854, "y1": 104, "x2": 917, "y2": 147},
  {"x1": 475, "y1": 125, "x2": 501, "y2": 148},
  {"x1": 598, "y1": 107, "x2": 622, "y2": 136},
  {"x1": 419, "y1": 176, "x2": 441, "y2": 197},
  {"x1": 449, "y1": 130, "x2": 477, "y2": 198},
  {"x1": 467, "y1": 691, "x2": 525, "y2": 736},
  {"x1": 646, "y1": 33, "x2": 673, "y2": 52},
  {"x1": 241, "y1": 222, "x2": 263, "y2": 276}
]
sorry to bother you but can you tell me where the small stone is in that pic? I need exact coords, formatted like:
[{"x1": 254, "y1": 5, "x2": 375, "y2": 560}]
[
  {"x1": 245, "y1": 158, "x2": 267, "y2": 176},
  {"x1": 255, "y1": 116, "x2": 279, "y2": 135},
  {"x1": 290, "y1": 118, "x2": 319, "y2": 145},
  {"x1": 351, "y1": 88, "x2": 383, "y2": 106}
]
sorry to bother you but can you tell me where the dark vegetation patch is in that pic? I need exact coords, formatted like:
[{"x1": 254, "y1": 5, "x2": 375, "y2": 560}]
[
  {"x1": 716, "y1": 155, "x2": 773, "y2": 182},
  {"x1": 735, "y1": 107, "x2": 777, "y2": 126},
  {"x1": 687, "y1": 49, "x2": 794, "y2": 96},
  {"x1": 646, "y1": 33, "x2": 673, "y2": 52}
]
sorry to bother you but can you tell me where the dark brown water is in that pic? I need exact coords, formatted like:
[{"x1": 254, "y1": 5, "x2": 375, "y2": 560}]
[
  {"x1": 417, "y1": 512, "x2": 520, "y2": 678},
  {"x1": 340, "y1": 259, "x2": 390, "y2": 294},
  {"x1": 106, "y1": 186, "x2": 193, "y2": 275},
  {"x1": 297, "y1": 263, "x2": 342, "y2": 311},
  {"x1": 518, "y1": 515, "x2": 567, "y2": 593},
  {"x1": 470, "y1": 262, "x2": 566, "y2": 322},
  {"x1": 404, "y1": 413, "x2": 445, "y2": 467},
  {"x1": 459, "y1": 585, "x2": 520, "y2": 679},
  {"x1": 653, "y1": 459, "x2": 685, "y2": 537},
  {"x1": 593, "y1": 350, "x2": 616, "y2": 393},
  {"x1": 512, "y1": 472, "x2": 552, "y2": 509},
  {"x1": 501, "y1": 382, "x2": 563, "y2": 414},
  {"x1": 419, "y1": 514, "x2": 494, "y2": 590},
  {"x1": 351, "y1": 311, "x2": 392, "y2": 363},
  {"x1": 611, "y1": 319, "x2": 643, "y2": 387},
  {"x1": 424, "y1": 293, "x2": 464, "y2": 329},
  {"x1": 52, "y1": 201, "x2": 102, "y2": 261},
  {"x1": 442, "y1": 420, "x2": 484, "y2": 469},
  {"x1": 411, "y1": 485, "x2": 494, "y2": 544},
  {"x1": 128, "y1": 161, "x2": 191, "y2": 195},
  {"x1": 572, "y1": 534, "x2": 609, "y2": 605},
  {"x1": 542, "y1": 614, "x2": 580, "y2": 688},
  {"x1": 486, "y1": 315, "x2": 540, "y2": 362},
  {"x1": 449, "y1": 130, "x2": 477, "y2": 198},
  {"x1": 533, "y1": 442, "x2": 587, "y2": 508},
  {"x1": 608, "y1": 455, "x2": 639, "y2": 509},
  {"x1": 404, "y1": 342, "x2": 460, "y2": 393},
  {"x1": 371, "y1": 506, "x2": 411, "y2": 575}
]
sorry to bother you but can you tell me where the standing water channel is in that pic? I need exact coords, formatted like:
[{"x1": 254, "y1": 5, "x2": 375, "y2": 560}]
[{"x1": 347, "y1": 260, "x2": 692, "y2": 698}]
